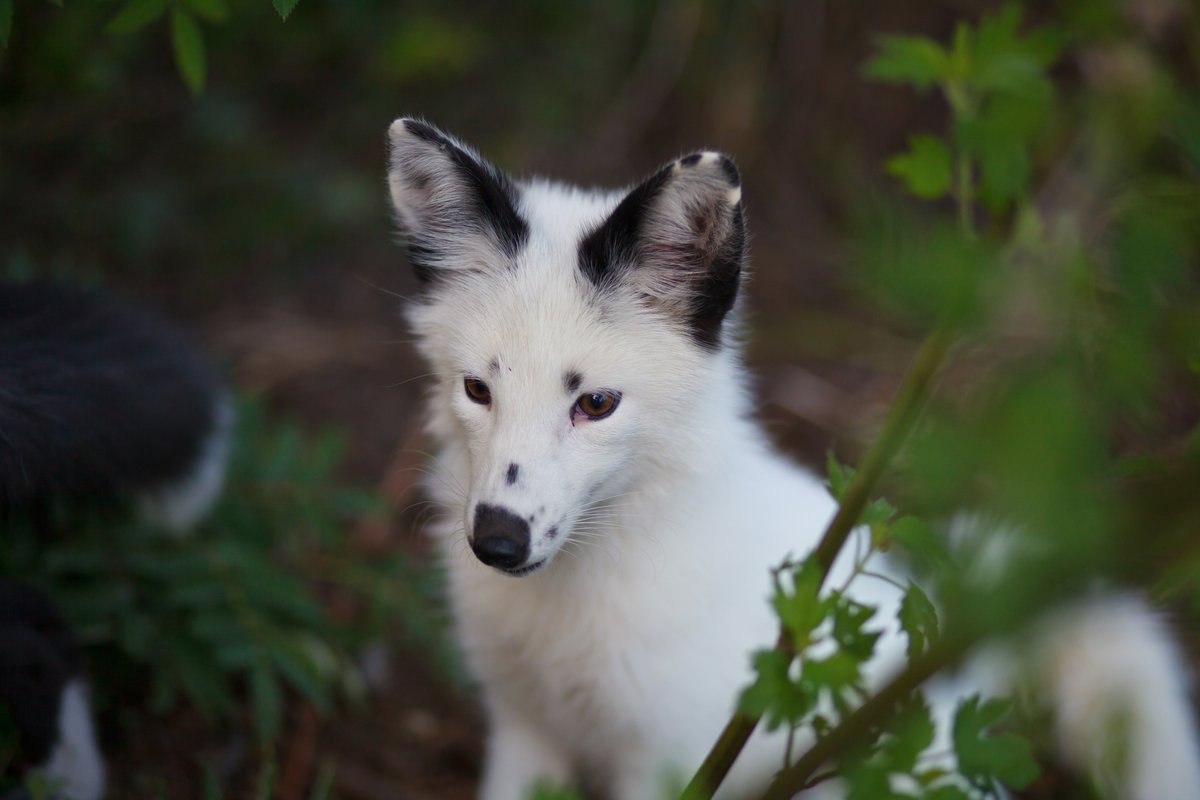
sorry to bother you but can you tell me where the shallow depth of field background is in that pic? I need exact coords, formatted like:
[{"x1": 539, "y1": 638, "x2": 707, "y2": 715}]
[{"x1": 2, "y1": 1, "x2": 1198, "y2": 798}]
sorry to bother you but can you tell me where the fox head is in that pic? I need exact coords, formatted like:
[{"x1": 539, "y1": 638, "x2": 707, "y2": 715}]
[{"x1": 388, "y1": 118, "x2": 749, "y2": 576}]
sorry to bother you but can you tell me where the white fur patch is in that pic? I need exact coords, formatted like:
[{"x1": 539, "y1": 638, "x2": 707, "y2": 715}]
[
  {"x1": 37, "y1": 680, "x2": 105, "y2": 800},
  {"x1": 1037, "y1": 596, "x2": 1200, "y2": 800},
  {"x1": 137, "y1": 394, "x2": 233, "y2": 533}
]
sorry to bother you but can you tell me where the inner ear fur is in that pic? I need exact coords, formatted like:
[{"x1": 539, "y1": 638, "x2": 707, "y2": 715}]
[
  {"x1": 579, "y1": 151, "x2": 746, "y2": 350},
  {"x1": 387, "y1": 118, "x2": 528, "y2": 287}
]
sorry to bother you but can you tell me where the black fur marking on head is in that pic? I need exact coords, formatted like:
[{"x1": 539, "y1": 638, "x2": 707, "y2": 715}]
[
  {"x1": 576, "y1": 153, "x2": 745, "y2": 351},
  {"x1": 404, "y1": 122, "x2": 528, "y2": 257},
  {"x1": 578, "y1": 166, "x2": 672, "y2": 289},
  {"x1": 489, "y1": 358, "x2": 500, "y2": 374},
  {"x1": 715, "y1": 154, "x2": 741, "y2": 186},
  {"x1": 546, "y1": 526, "x2": 559, "y2": 540},
  {"x1": 392, "y1": 120, "x2": 530, "y2": 287},
  {"x1": 564, "y1": 371, "x2": 582, "y2": 393},
  {"x1": 404, "y1": 242, "x2": 441, "y2": 288},
  {"x1": 506, "y1": 463, "x2": 519, "y2": 486},
  {"x1": 688, "y1": 206, "x2": 745, "y2": 350}
]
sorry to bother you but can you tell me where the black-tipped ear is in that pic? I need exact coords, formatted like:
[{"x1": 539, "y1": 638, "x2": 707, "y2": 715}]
[
  {"x1": 578, "y1": 151, "x2": 745, "y2": 350},
  {"x1": 387, "y1": 118, "x2": 529, "y2": 287}
]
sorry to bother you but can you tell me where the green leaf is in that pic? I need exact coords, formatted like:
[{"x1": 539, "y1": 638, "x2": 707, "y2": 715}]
[
  {"x1": 1169, "y1": 95, "x2": 1200, "y2": 169},
  {"x1": 184, "y1": 0, "x2": 228, "y2": 23},
  {"x1": 972, "y1": 4, "x2": 1063, "y2": 94},
  {"x1": 168, "y1": 634, "x2": 236, "y2": 718},
  {"x1": 831, "y1": 597, "x2": 880, "y2": 660},
  {"x1": 863, "y1": 497, "x2": 898, "y2": 549},
  {"x1": 825, "y1": 451, "x2": 856, "y2": 501},
  {"x1": 891, "y1": 517, "x2": 954, "y2": 574},
  {"x1": 953, "y1": 696, "x2": 1039, "y2": 791},
  {"x1": 947, "y1": 22, "x2": 972, "y2": 85},
  {"x1": 921, "y1": 787, "x2": 972, "y2": 800},
  {"x1": 846, "y1": 762, "x2": 909, "y2": 800},
  {"x1": 107, "y1": 0, "x2": 167, "y2": 34},
  {"x1": 170, "y1": 8, "x2": 206, "y2": 95},
  {"x1": 250, "y1": 661, "x2": 284, "y2": 747},
  {"x1": 898, "y1": 582, "x2": 940, "y2": 658},
  {"x1": 801, "y1": 651, "x2": 860, "y2": 694},
  {"x1": 954, "y1": 89, "x2": 1054, "y2": 213},
  {"x1": 530, "y1": 783, "x2": 585, "y2": 800},
  {"x1": 865, "y1": 35, "x2": 949, "y2": 91},
  {"x1": 857, "y1": 212, "x2": 994, "y2": 327},
  {"x1": 771, "y1": 557, "x2": 829, "y2": 646},
  {"x1": 861, "y1": 497, "x2": 897, "y2": 528},
  {"x1": 886, "y1": 135, "x2": 953, "y2": 200},
  {"x1": 800, "y1": 651, "x2": 864, "y2": 714},
  {"x1": 738, "y1": 649, "x2": 814, "y2": 730},
  {"x1": 24, "y1": 774, "x2": 53, "y2": 800},
  {"x1": 268, "y1": 636, "x2": 332, "y2": 712},
  {"x1": 273, "y1": 0, "x2": 300, "y2": 21},
  {"x1": 881, "y1": 694, "x2": 936, "y2": 774},
  {"x1": 202, "y1": 768, "x2": 224, "y2": 800},
  {"x1": 0, "y1": 0, "x2": 11, "y2": 49}
]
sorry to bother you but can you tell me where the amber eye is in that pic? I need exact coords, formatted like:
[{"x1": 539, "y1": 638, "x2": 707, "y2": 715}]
[
  {"x1": 575, "y1": 390, "x2": 621, "y2": 421},
  {"x1": 464, "y1": 377, "x2": 492, "y2": 405}
]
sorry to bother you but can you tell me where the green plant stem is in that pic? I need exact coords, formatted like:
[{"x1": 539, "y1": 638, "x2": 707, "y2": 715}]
[
  {"x1": 757, "y1": 636, "x2": 974, "y2": 800},
  {"x1": 812, "y1": 328, "x2": 953, "y2": 573},
  {"x1": 956, "y1": 152, "x2": 974, "y2": 236},
  {"x1": 681, "y1": 327, "x2": 954, "y2": 799}
]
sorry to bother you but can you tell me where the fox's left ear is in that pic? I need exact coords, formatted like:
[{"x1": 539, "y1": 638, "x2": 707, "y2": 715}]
[
  {"x1": 580, "y1": 151, "x2": 745, "y2": 350},
  {"x1": 387, "y1": 118, "x2": 529, "y2": 288}
]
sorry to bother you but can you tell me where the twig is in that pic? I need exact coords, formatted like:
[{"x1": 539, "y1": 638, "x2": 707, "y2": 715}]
[
  {"x1": 757, "y1": 637, "x2": 974, "y2": 800},
  {"x1": 681, "y1": 327, "x2": 954, "y2": 799}
]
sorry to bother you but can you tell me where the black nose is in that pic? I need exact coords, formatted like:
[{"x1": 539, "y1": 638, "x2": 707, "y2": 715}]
[{"x1": 471, "y1": 504, "x2": 530, "y2": 570}]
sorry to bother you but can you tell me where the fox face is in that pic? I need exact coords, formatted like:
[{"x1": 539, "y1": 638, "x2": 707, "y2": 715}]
[{"x1": 388, "y1": 118, "x2": 747, "y2": 575}]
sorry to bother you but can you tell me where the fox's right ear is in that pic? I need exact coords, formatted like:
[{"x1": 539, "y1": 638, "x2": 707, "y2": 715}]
[{"x1": 386, "y1": 118, "x2": 529, "y2": 287}]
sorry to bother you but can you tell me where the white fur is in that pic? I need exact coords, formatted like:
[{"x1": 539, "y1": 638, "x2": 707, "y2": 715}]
[
  {"x1": 394, "y1": 122, "x2": 1200, "y2": 799},
  {"x1": 36, "y1": 680, "x2": 106, "y2": 800},
  {"x1": 137, "y1": 393, "x2": 233, "y2": 534}
]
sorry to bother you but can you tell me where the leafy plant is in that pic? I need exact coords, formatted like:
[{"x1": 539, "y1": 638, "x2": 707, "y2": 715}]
[
  {"x1": 684, "y1": 3, "x2": 1200, "y2": 799},
  {"x1": 2, "y1": 0, "x2": 302, "y2": 93},
  {"x1": 0, "y1": 395, "x2": 450, "y2": 754}
]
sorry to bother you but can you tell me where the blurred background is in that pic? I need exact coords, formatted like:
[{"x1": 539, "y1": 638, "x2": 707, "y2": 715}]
[{"x1": 2, "y1": 0, "x2": 1198, "y2": 798}]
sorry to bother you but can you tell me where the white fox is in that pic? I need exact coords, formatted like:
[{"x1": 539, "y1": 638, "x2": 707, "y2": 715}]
[{"x1": 386, "y1": 117, "x2": 1200, "y2": 800}]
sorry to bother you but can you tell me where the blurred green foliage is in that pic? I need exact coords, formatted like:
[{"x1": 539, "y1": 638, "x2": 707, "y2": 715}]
[
  {"x1": 717, "y1": 2, "x2": 1200, "y2": 798},
  {"x1": 6, "y1": 0, "x2": 302, "y2": 94},
  {"x1": 0, "y1": 395, "x2": 450, "y2": 760},
  {"x1": 0, "y1": 0, "x2": 687, "y2": 288}
]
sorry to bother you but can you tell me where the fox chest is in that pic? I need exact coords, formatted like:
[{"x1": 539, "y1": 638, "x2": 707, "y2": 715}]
[{"x1": 450, "y1": 561, "x2": 691, "y2": 749}]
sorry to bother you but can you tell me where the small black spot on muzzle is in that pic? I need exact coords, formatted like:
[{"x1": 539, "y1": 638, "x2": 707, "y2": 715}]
[{"x1": 471, "y1": 503, "x2": 530, "y2": 570}]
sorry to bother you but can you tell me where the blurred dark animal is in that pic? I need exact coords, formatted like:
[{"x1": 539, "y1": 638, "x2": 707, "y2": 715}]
[
  {"x1": 0, "y1": 281, "x2": 233, "y2": 797},
  {"x1": 0, "y1": 280, "x2": 231, "y2": 532},
  {"x1": 0, "y1": 580, "x2": 104, "y2": 800}
]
